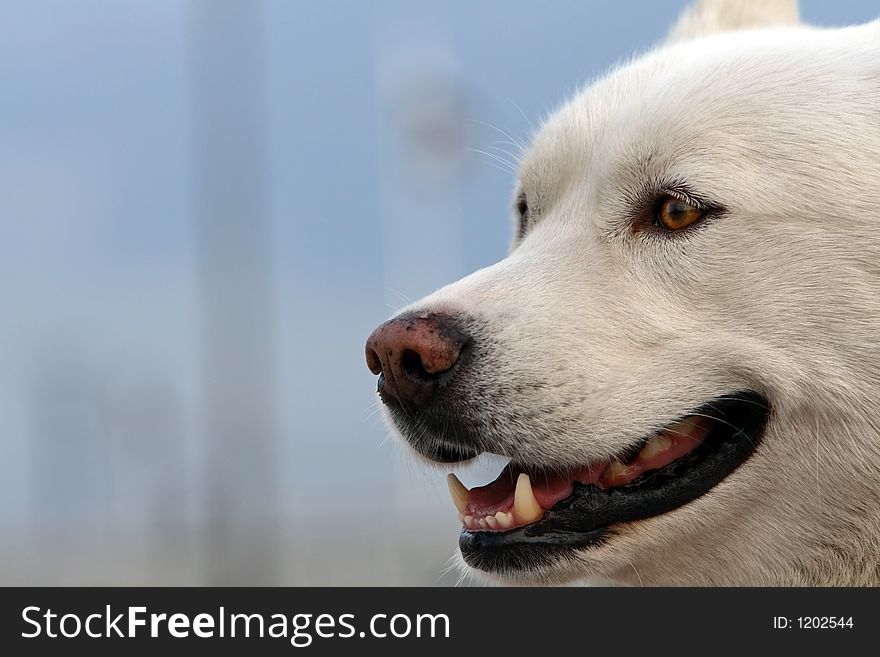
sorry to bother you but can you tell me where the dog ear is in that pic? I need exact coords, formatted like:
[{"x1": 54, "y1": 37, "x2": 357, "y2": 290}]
[{"x1": 666, "y1": 0, "x2": 799, "y2": 44}]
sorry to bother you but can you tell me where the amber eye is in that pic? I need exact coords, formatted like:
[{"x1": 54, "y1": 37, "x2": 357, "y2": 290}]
[{"x1": 655, "y1": 195, "x2": 704, "y2": 231}]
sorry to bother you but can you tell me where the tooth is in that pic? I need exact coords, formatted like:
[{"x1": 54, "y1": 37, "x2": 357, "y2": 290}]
[
  {"x1": 605, "y1": 460, "x2": 628, "y2": 480},
  {"x1": 478, "y1": 518, "x2": 488, "y2": 529},
  {"x1": 513, "y1": 473, "x2": 543, "y2": 524},
  {"x1": 485, "y1": 515, "x2": 498, "y2": 529},
  {"x1": 640, "y1": 434, "x2": 672, "y2": 460},
  {"x1": 447, "y1": 473, "x2": 469, "y2": 513},
  {"x1": 495, "y1": 511, "x2": 514, "y2": 529},
  {"x1": 464, "y1": 515, "x2": 474, "y2": 528}
]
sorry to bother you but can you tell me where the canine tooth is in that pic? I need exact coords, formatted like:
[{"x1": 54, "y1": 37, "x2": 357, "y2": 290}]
[
  {"x1": 513, "y1": 473, "x2": 543, "y2": 524},
  {"x1": 447, "y1": 473, "x2": 469, "y2": 513},
  {"x1": 495, "y1": 511, "x2": 514, "y2": 529},
  {"x1": 485, "y1": 515, "x2": 498, "y2": 529},
  {"x1": 640, "y1": 434, "x2": 673, "y2": 460}
]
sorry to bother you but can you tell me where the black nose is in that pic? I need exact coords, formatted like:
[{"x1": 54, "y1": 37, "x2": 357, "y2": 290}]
[{"x1": 365, "y1": 314, "x2": 469, "y2": 407}]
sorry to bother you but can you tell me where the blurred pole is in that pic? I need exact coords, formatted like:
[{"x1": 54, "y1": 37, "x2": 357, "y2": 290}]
[
  {"x1": 187, "y1": 0, "x2": 279, "y2": 585},
  {"x1": 375, "y1": 28, "x2": 469, "y2": 581}
]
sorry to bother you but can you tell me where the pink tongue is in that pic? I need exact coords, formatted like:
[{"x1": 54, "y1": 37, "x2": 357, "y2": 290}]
[{"x1": 465, "y1": 463, "x2": 608, "y2": 516}]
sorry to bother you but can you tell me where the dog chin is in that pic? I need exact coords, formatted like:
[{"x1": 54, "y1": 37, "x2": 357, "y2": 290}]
[{"x1": 454, "y1": 544, "x2": 624, "y2": 587}]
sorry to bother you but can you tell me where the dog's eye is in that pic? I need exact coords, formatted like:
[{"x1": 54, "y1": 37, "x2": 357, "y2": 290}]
[
  {"x1": 516, "y1": 193, "x2": 528, "y2": 220},
  {"x1": 515, "y1": 193, "x2": 529, "y2": 238},
  {"x1": 655, "y1": 195, "x2": 704, "y2": 231}
]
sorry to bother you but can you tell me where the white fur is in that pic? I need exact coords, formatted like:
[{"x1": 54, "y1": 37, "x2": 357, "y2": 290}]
[{"x1": 386, "y1": 0, "x2": 880, "y2": 585}]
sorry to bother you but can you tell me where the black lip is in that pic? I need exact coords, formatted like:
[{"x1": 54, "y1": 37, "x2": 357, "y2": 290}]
[
  {"x1": 459, "y1": 391, "x2": 770, "y2": 574},
  {"x1": 383, "y1": 389, "x2": 482, "y2": 463}
]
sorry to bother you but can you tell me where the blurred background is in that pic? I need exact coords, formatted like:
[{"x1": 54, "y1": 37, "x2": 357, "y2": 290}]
[{"x1": 0, "y1": 0, "x2": 871, "y2": 585}]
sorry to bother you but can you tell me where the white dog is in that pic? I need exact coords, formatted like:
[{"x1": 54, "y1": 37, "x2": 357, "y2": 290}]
[{"x1": 365, "y1": 0, "x2": 880, "y2": 585}]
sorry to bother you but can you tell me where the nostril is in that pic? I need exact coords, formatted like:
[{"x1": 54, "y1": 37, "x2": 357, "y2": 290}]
[
  {"x1": 365, "y1": 347, "x2": 383, "y2": 375},
  {"x1": 401, "y1": 348, "x2": 432, "y2": 380}
]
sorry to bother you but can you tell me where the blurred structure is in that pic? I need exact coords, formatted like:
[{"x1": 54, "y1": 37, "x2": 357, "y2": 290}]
[{"x1": 189, "y1": 0, "x2": 280, "y2": 586}]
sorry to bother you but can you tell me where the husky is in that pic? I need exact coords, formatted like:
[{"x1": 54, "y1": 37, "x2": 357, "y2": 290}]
[{"x1": 365, "y1": 0, "x2": 880, "y2": 585}]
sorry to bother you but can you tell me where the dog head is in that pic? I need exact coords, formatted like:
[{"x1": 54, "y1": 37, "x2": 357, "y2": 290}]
[{"x1": 366, "y1": 0, "x2": 880, "y2": 585}]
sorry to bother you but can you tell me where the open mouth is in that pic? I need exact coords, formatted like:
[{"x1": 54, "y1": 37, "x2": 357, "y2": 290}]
[{"x1": 449, "y1": 391, "x2": 770, "y2": 573}]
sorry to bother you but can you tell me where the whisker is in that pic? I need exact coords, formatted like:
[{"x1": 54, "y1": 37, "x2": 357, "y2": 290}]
[
  {"x1": 463, "y1": 147, "x2": 517, "y2": 173},
  {"x1": 508, "y1": 98, "x2": 537, "y2": 138},
  {"x1": 467, "y1": 118, "x2": 527, "y2": 151}
]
